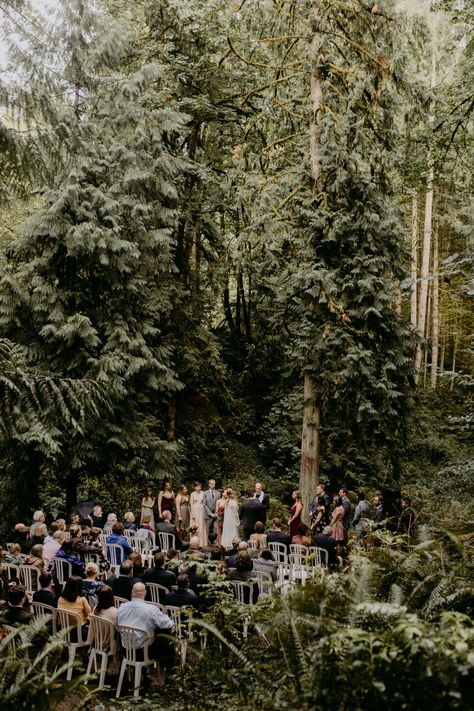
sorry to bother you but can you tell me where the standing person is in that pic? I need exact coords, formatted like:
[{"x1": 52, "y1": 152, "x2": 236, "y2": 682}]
[
  {"x1": 239, "y1": 495, "x2": 264, "y2": 542},
  {"x1": 374, "y1": 494, "x2": 384, "y2": 523},
  {"x1": 309, "y1": 483, "x2": 331, "y2": 527},
  {"x1": 157, "y1": 481, "x2": 175, "y2": 523},
  {"x1": 221, "y1": 490, "x2": 241, "y2": 548},
  {"x1": 215, "y1": 489, "x2": 228, "y2": 545},
  {"x1": 140, "y1": 488, "x2": 155, "y2": 529},
  {"x1": 203, "y1": 479, "x2": 221, "y2": 538},
  {"x1": 253, "y1": 483, "x2": 270, "y2": 523},
  {"x1": 352, "y1": 492, "x2": 370, "y2": 544},
  {"x1": 190, "y1": 482, "x2": 207, "y2": 547},
  {"x1": 398, "y1": 497, "x2": 415, "y2": 538},
  {"x1": 339, "y1": 487, "x2": 352, "y2": 539},
  {"x1": 329, "y1": 496, "x2": 345, "y2": 542},
  {"x1": 287, "y1": 490, "x2": 303, "y2": 540},
  {"x1": 175, "y1": 485, "x2": 190, "y2": 531}
]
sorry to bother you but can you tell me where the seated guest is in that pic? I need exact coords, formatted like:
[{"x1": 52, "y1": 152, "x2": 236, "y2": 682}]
[
  {"x1": 13, "y1": 524, "x2": 32, "y2": 554},
  {"x1": 165, "y1": 548, "x2": 180, "y2": 576},
  {"x1": 82, "y1": 562, "x2": 104, "y2": 608},
  {"x1": 129, "y1": 552, "x2": 145, "y2": 579},
  {"x1": 33, "y1": 573, "x2": 57, "y2": 608},
  {"x1": 311, "y1": 526, "x2": 339, "y2": 567},
  {"x1": 54, "y1": 539, "x2": 85, "y2": 577},
  {"x1": 138, "y1": 513, "x2": 153, "y2": 532},
  {"x1": 69, "y1": 525, "x2": 98, "y2": 556},
  {"x1": 266, "y1": 518, "x2": 291, "y2": 550},
  {"x1": 156, "y1": 511, "x2": 184, "y2": 551},
  {"x1": 4, "y1": 543, "x2": 22, "y2": 566},
  {"x1": 291, "y1": 523, "x2": 312, "y2": 547},
  {"x1": 106, "y1": 522, "x2": 134, "y2": 564},
  {"x1": 224, "y1": 537, "x2": 240, "y2": 560},
  {"x1": 57, "y1": 576, "x2": 90, "y2": 641},
  {"x1": 123, "y1": 512, "x2": 137, "y2": 531},
  {"x1": 165, "y1": 573, "x2": 199, "y2": 609},
  {"x1": 4, "y1": 585, "x2": 33, "y2": 626},
  {"x1": 143, "y1": 552, "x2": 176, "y2": 602},
  {"x1": 43, "y1": 530, "x2": 65, "y2": 567},
  {"x1": 87, "y1": 585, "x2": 118, "y2": 661},
  {"x1": 107, "y1": 560, "x2": 140, "y2": 601},
  {"x1": 230, "y1": 552, "x2": 259, "y2": 603},
  {"x1": 69, "y1": 512, "x2": 81, "y2": 526},
  {"x1": 228, "y1": 541, "x2": 249, "y2": 569},
  {"x1": 249, "y1": 521, "x2": 268, "y2": 553},
  {"x1": 30, "y1": 511, "x2": 46, "y2": 537},
  {"x1": 43, "y1": 521, "x2": 61, "y2": 544},
  {"x1": 91, "y1": 506, "x2": 106, "y2": 529},
  {"x1": 104, "y1": 513, "x2": 118, "y2": 530},
  {"x1": 23, "y1": 544, "x2": 45, "y2": 574},
  {"x1": 253, "y1": 548, "x2": 278, "y2": 582},
  {"x1": 181, "y1": 535, "x2": 205, "y2": 561},
  {"x1": 202, "y1": 532, "x2": 225, "y2": 561},
  {"x1": 116, "y1": 582, "x2": 175, "y2": 672},
  {"x1": 31, "y1": 523, "x2": 48, "y2": 546}
]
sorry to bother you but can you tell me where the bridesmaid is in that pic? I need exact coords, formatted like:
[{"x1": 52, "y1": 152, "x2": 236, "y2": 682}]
[
  {"x1": 157, "y1": 480, "x2": 175, "y2": 522},
  {"x1": 175, "y1": 484, "x2": 191, "y2": 531},
  {"x1": 215, "y1": 489, "x2": 228, "y2": 546},
  {"x1": 141, "y1": 487, "x2": 155, "y2": 528},
  {"x1": 190, "y1": 482, "x2": 207, "y2": 547},
  {"x1": 288, "y1": 490, "x2": 303, "y2": 540},
  {"x1": 330, "y1": 495, "x2": 345, "y2": 542}
]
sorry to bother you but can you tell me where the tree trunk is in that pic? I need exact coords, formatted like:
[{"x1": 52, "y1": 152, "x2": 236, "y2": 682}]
[
  {"x1": 450, "y1": 335, "x2": 457, "y2": 391},
  {"x1": 238, "y1": 271, "x2": 251, "y2": 339},
  {"x1": 415, "y1": 51, "x2": 436, "y2": 382},
  {"x1": 299, "y1": 2, "x2": 322, "y2": 520},
  {"x1": 410, "y1": 192, "x2": 418, "y2": 328},
  {"x1": 430, "y1": 226, "x2": 439, "y2": 389}
]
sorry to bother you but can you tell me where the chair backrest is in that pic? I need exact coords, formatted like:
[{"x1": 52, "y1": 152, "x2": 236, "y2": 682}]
[
  {"x1": 230, "y1": 580, "x2": 255, "y2": 605},
  {"x1": 290, "y1": 544, "x2": 308, "y2": 558},
  {"x1": 88, "y1": 614, "x2": 116, "y2": 653},
  {"x1": 157, "y1": 532, "x2": 175, "y2": 553},
  {"x1": 31, "y1": 601, "x2": 57, "y2": 632},
  {"x1": 307, "y1": 546, "x2": 329, "y2": 567},
  {"x1": 135, "y1": 537, "x2": 152, "y2": 555},
  {"x1": 19, "y1": 565, "x2": 40, "y2": 592},
  {"x1": 251, "y1": 570, "x2": 272, "y2": 596},
  {"x1": 145, "y1": 600, "x2": 167, "y2": 614},
  {"x1": 2, "y1": 562, "x2": 20, "y2": 582},
  {"x1": 248, "y1": 539, "x2": 258, "y2": 551},
  {"x1": 106, "y1": 544, "x2": 124, "y2": 566},
  {"x1": 268, "y1": 542, "x2": 288, "y2": 563},
  {"x1": 116, "y1": 625, "x2": 151, "y2": 663},
  {"x1": 123, "y1": 529, "x2": 137, "y2": 542},
  {"x1": 166, "y1": 605, "x2": 192, "y2": 639},
  {"x1": 55, "y1": 607, "x2": 83, "y2": 642},
  {"x1": 288, "y1": 555, "x2": 310, "y2": 583},
  {"x1": 277, "y1": 562, "x2": 291, "y2": 583},
  {"x1": 52, "y1": 558, "x2": 73, "y2": 585},
  {"x1": 114, "y1": 596, "x2": 128, "y2": 608},
  {"x1": 145, "y1": 582, "x2": 169, "y2": 605},
  {"x1": 83, "y1": 552, "x2": 101, "y2": 567}
]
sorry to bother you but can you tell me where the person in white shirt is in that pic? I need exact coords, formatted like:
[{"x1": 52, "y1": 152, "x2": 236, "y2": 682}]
[
  {"x1": 116, "y1": 582, "x2": 176, "y2": 671},
  {"x1": 43, "y1": 530, "x2": 65, "y2": 566}
]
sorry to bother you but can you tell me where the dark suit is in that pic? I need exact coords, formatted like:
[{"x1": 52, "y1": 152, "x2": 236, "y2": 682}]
[
  {"x1": 239, "y1": 498, "x2": 265, "y2": 540},
  {"x1": 108, "y1": 575, "x2": 141, "y2": 601},
  {"x1": 156, "y1": 521, "x2": 183, "y2": 550},
  {"x1": 165, "y1": 588, "x2": 199, "y2": 609},
  {"x1": 311, "y1": 533, "x2": 338, "y2": 566},
  {"x1": 143, "y1": 567, "x2": 176, "y2": 602},
  {"x1": 32, "y1": 588, "x2": 57, "y2": 608},
  {"x1": 253, "y1": 493, "x2": 270, "y2": 522},
  {"x1": 4, "y1": 606, "x2": 33, "y2": 626},
  {"x1": 266, "y1": 529, "x2": 291, "y2": 550}
]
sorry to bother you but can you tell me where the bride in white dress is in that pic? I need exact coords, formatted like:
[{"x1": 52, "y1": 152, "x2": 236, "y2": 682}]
[{"x1": 221, "y1": 489, "x2": 240, "y2": 549}]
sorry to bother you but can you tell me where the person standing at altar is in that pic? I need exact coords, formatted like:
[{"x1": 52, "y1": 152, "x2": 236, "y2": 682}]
[
  {"x1": 190, "y1": 482, "x2": 208, "y2": 547},
  {"x1": 253, "y1": 482, "x2": 270, "y2": 523},
  {"x1": 203, "y1": 479, "x2": 221, "y2": 538}
]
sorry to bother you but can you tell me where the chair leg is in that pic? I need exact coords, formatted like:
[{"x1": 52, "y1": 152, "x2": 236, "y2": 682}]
[
  {"x1": 66, "y1": 646, "x2": 76, "y2": 681},
  {"x1": 133, "y1": 664, "x2": 142, "y2": 698},
  {"x1": 85, "y1": 649, "x2": 94, "y2": 683},
  {"x1": 116, "y1": 659, "x2": 127, "y2": 698},
  {"x1": 98, "y1": 651, "x2": 107, "y2": 691}
]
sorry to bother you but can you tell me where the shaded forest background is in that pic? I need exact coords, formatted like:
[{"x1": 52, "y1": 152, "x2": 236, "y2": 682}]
[{"x1": 0, "y1": 0, "x2": 472, "y2": 535}]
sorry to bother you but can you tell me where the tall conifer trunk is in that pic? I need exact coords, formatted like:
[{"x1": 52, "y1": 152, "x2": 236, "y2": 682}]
[
  {"x1": 431, "y1": 226, "x2": 439, "y2": 388},
  {"x1": 411, "y1": 192, "x2": 418, "y2": 328},
  {"x1": 299, "y1": 2, "x2": 322, "y2": 521}
]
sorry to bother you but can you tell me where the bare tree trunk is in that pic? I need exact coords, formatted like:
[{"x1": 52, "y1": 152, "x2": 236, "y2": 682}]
[
  {"x1": 440, "y1": 333, "x2": 446, "y2": 373},
  {"x1": 299, "y1": 2, "x2": 322, "y2": 521},
  {"x1": 430, "y1": 226, "x2": 439, "y2": 389},
  {"x1": 411, "y1": 192, "x2": 418, "y2": 328},
  {"x1": 415, "y1": 51, "x2": 436, "y2": 382},
  {"x1": 450, "y1": 335, "x2": 457, "y2": 391}
]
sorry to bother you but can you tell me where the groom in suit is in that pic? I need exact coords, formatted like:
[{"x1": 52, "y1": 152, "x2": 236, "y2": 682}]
[
  {"x1": 203, "y1": 479, "x2": 221, "y2": 537},
  {"x1": 253, "y1": 482, "x2": 270, "y2": 523}
]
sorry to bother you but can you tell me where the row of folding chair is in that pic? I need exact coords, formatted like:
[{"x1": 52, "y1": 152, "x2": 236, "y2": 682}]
[
  {"x1": 268, "y1": 542, "x2": 328, "y2": 566},
  {"x1": 2, "y1": 563, "x2": 40, "y2": 593}
]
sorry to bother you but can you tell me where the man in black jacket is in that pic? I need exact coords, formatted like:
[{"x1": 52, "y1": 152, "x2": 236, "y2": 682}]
[
  {"x1": 266, "y1": 518, "x2": 291, "y2": 550},
  {"x1": 32, "y1": 573, "x2": 57, "y2": 607},
  {"x1": 239, "y1": 496, "x2": 264, "y2": 541},
  {"x1": 143, "y1": 553, "x2": 177, "y2": 603},
  {"x1": 164, "y1": 573, "x2": 199, "y2": 609},
  {"x1": 156, "y1": 511, "x2": 184, "y2": 551},
  {"x1": 108, "y1": 561, "x2": 141, "y2": 600},
  {"x1": 311, "y1": 527, "x2": 338, "y2": 567},
  {"x1": 253, "y1": 483, "x2": 270, "y2": 523}
]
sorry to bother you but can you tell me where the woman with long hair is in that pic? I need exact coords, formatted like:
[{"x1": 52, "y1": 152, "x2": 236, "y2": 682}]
[
  {"x1": 175, "y1": 484, "x2": 190, "y2": 531},
  {"x1": 190, "y1": 482, "x2": 207, "y2": 547},
  {"x1": 58, "y1": 575, "x2": 91, "y2": 640},
  {"x1": 330, "y1": 496, "x2": 345, "y2": 542},
  {"x1": 221, "y1": 489, "x2": 240, "y2": 549},
  {"x1": 288, "y1": 490, "x2": 304, "y2": 539},
  {"x1": 157, "y1": 480, "x2": 175, "y2": 522},
  {"x1": 141, "y1": 487, "x2": 155, "y2": 528}
]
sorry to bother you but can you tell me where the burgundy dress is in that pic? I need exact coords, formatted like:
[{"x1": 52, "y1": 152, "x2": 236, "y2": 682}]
[
  {"x1": 159, "y1": 494, "x2": 175, "y2": 521},
  {"x1": 289, "y1": 503, "x2": 303, "y2": 539}
]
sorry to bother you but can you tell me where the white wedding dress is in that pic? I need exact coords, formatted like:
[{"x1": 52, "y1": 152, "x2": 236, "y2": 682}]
[{"x1": 221, "y1": 499, "x2": 240, "y2": 549}]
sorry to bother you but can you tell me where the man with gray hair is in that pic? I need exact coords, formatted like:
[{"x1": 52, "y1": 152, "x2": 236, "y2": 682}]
[
  {"x1": 30, "y1": 511, "x2": 46, "y2": 537},
  {"x1": 116, "y1": 581, "x2": 175, "y2": 671},
  {"x1": 43, "y1": 529, "x2": 65, "y2": 566}
]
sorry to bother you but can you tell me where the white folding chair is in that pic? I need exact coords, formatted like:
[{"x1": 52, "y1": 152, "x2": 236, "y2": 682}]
[
  {"x1": 113, "y1": 596, "x2": 128, "y2": 608},
  {"x1": 251, "y1": 570, "x2": 273, "y2": 596},
  {"x1": 307, "y1": 546, "x2": 329, "y2": 567},
  {"x1": 106, "y1": 544, "x2": 124, "y2": 566},
  {"x1": 54, "y1": 608, "x2": 89, "y2": 680},
  {"x1": 18, "y1": 565, "x2": 40, "y2": 593},
  {"x1": 290, "y1": 544, "x2": 308, "y2": 560},
  {"x1": 157, "y1": 532, "x2": 175, "y2": 553},
  {"x1": 248, "y1": 539, "x2": 258, "y2": 551},
  {"x1": 268, "y1": 542, "x2": 288, "y2": 563},
  {"x1": 52, "y1": 558, "x2": 72, "y2": 586},
  {"x1": 166, "y1": 605, "x2": 192, "y2": 664},
  {"x1": 288, "y1": 554, "x2": 311, "y2": 585},
  {"x1": 135, "y1": 537, "x2": 152, "y2": 556},
  {"x1": 86, "y1": 614, "x2": 117, "y2": 690},
  {"x1": 82, "y1": 552, "x2": 102, "y2": 567},
  {"x1": 2, "y1": 562, "x2": 20, "y2": 582},
  {"x1": 123, "y1": 530, "x2": 137, "y2": 544},
  {"x1": 116, "y1": 625, "x2": 153, "y2": 698},
  {"x1": 146, "y1": 582, "x2": 169, "y2": 605}
]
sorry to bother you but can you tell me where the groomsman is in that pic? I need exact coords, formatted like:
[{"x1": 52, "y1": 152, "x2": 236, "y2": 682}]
[
  {"x1": 203, "y1": 479, "x2": 221, "y2": 537},
  {"x1": 253, "y1": 482, "x2": 270, "y2": 523}
]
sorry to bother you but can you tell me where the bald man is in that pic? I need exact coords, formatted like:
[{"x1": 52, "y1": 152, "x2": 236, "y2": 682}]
[{"x1": 116, "y1": 582, "x2": 175, "y2": 670}]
